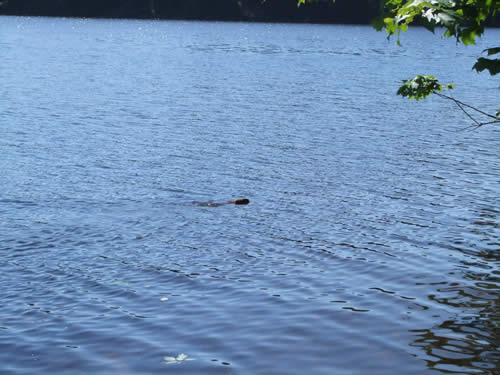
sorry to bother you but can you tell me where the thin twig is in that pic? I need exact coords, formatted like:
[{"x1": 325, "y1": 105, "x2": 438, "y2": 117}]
[
  {"x1": 476, "y1": 119, "x2": 500, "y2": 126},
  {"x1": 457, "y1": 124, "x2": 483, "y2": 131},
  {"x1": 434, "y1": 92, "x2": 498, "y2": 120},
  {"x1": 456, "y1": 119, "x2": 500, "y2": 131},
  {"x1": 455, "y1": 101, "x2": 480, "y2": 125}
]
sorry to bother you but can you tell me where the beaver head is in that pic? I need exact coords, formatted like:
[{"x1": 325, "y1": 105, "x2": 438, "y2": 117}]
[{"x1": 234, "y1": 198, "x2": 250, "y2": 205}]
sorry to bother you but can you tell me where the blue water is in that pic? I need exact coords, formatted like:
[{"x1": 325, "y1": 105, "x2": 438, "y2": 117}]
[{"x1": 1, "y1": 16, "x2": 499, "y2": 374}]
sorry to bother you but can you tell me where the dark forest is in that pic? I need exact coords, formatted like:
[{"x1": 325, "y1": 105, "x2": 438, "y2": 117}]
[{"x1": 0, "y1": 0, "x2": 381, "y2": 23}]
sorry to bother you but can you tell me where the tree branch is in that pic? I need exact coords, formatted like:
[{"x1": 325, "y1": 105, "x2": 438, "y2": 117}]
[
  {"x1": 432, "y1": 91, "x2": 499, "y2": 128},
  {"x1": 455, "y1": 101, "x2": 481, "y2": 125},
  {"x1": 433, "y1": 92, "x2": 499, "y2": 120}
]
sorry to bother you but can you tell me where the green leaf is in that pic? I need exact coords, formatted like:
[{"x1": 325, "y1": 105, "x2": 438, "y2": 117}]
[
  {"x1": 397, "y1": 75, "x2": 453, "y2": 100},
  {"x1": 472, "y1": 58, "x2": 500, "y2": 75},
  {"x1": 371, "y1": 16, "x2": 386, "y2": 31},
  {"x1": 485, "y1": 47, "x2": 500, "y2": 56},
  {"x1": 461, "y1": 28, "x2": 479, "y2": 45}
]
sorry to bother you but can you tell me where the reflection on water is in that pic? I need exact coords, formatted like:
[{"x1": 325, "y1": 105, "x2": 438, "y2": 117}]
[
  {"x1": 412, "y1": 281, "x2": 498, "y2": 374},
  {"x1": 1, "y1": 16, "x2": 499, "y2": 375},
  {"x1": 412, "y1": 211, "x2": 499, "y2": 374}
]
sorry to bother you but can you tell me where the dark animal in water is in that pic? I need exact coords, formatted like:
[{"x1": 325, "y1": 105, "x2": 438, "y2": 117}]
[{"x1": 194, "y1": 198, "x2": 250, "y2": 207}]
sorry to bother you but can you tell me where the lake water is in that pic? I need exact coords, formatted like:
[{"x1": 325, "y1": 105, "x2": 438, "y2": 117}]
[{"x1": 1, "y1": 16, "x2": 499, "y2": 375}]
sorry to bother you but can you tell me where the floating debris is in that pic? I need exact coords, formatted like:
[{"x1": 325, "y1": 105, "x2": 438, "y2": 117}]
[{"x1": 164, "y1": 353, "x2": 195, "y2": 364}]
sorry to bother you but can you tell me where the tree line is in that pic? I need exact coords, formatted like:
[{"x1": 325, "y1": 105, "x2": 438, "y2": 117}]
[{"x1": 0, "y1": 0, "x2": 381, "y2": 23}]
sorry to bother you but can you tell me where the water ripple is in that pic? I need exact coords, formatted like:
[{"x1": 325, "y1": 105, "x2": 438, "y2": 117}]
[{"x1": 1, "y1": 16, "x2": 499, "y2": 375}]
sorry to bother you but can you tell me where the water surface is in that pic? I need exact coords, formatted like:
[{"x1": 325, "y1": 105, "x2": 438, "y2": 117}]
[{"x1": 1, "y1": 16, "x2": 499, "y2": 375}]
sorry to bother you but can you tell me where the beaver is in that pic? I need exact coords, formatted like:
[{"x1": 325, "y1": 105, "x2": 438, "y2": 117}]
[{"x1": 194, "y1": 198, "x2": 250, "y2": 207}]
